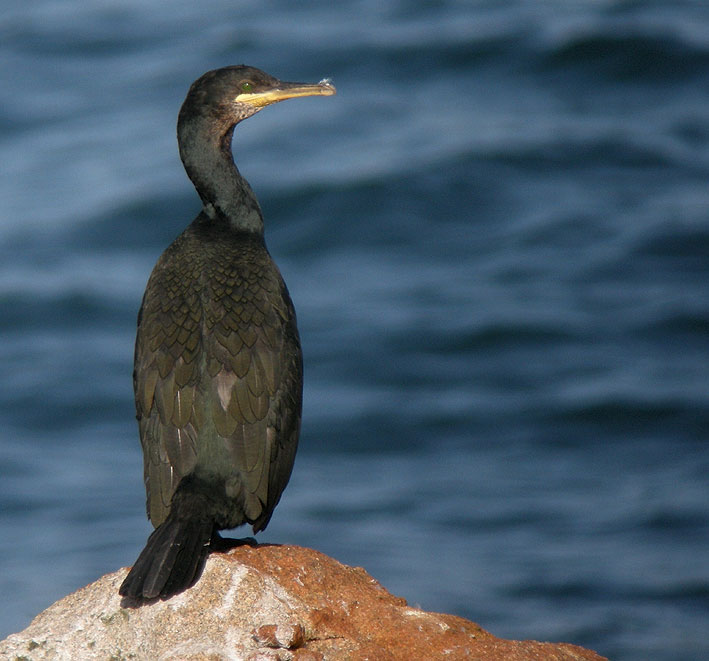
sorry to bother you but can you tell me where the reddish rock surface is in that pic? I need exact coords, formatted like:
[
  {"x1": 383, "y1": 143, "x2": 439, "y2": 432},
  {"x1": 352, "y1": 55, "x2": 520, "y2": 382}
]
[
  {"x1": 234, "y1": 544, "x2": 606, "y2": 660},
  {"x1": 0, "y1": 544, "x2": 607, "y2": 660}
]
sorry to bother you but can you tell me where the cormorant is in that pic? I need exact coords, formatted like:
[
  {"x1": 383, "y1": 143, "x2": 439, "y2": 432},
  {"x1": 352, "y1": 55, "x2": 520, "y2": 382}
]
[{"x1": 119, "y1": 66, "x2": 336, "y2": 601}]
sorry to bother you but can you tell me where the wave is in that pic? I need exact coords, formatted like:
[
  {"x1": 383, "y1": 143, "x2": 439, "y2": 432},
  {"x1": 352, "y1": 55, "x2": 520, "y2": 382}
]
[{"x1": 540, "y1": 29, "x2": 709, "y2": 82}]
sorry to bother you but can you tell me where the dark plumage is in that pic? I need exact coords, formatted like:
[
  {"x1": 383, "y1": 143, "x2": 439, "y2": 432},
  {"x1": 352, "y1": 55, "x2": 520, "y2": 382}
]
[{"x1": 119, "y1": 66, "x2": 335, "y2": 601}]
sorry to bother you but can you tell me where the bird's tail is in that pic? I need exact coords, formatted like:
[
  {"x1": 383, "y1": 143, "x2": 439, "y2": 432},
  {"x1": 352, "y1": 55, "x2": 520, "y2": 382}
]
[{"x1": 119, "y1": 497, "x2": 213, "y2": 601}]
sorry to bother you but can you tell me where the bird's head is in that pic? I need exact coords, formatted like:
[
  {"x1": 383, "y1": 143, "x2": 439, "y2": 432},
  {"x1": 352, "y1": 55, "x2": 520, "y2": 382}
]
[{"x1": 179, "y1": 65, "x2": 336, "y2": 126}]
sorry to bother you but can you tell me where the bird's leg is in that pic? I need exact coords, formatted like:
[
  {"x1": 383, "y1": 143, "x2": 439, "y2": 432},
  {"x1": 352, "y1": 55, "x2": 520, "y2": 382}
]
[{"x1": 210, "y1": 529, "x2": 258, "y2": 552}]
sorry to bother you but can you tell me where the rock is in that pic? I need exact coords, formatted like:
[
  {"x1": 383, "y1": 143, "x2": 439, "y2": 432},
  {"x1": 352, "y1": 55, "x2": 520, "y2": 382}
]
[{"x1": 0, "y1": 544, "x2": 607, "y2": 661}]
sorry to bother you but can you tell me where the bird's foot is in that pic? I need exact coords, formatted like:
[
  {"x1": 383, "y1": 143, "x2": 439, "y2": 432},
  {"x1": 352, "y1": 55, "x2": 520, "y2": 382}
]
[{"x1": 210, "y1": 531, "x2": 258, "y2": 552}]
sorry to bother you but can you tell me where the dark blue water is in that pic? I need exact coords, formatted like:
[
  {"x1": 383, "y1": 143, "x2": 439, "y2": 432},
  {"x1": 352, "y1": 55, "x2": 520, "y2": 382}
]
[{"x1": 1, "y1": 2, "x2": 708, "y2": 659}]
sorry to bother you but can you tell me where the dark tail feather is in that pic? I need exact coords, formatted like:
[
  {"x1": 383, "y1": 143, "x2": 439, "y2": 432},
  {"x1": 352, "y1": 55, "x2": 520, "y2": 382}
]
[{"x1": 119, "y1": 512, "x2": 213, "y2": 601}]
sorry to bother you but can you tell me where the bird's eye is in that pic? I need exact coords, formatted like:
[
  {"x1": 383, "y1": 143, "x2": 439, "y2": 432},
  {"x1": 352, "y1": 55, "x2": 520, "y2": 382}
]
[{"x1": 240, "y1": 81, "x2": 253, "y2": 93}]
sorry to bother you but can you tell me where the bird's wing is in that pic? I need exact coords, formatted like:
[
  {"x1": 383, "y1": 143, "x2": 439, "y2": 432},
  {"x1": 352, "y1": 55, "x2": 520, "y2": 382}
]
[
  {"x1": 134, "y1": 253, "x2": 203, "y2": 527},
  {"x1": 202, "y1": 259, "x2": 302, "y2": 528}
]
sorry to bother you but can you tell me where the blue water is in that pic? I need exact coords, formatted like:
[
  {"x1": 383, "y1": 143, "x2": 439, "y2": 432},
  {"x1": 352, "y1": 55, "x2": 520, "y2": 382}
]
[{"x1": 1, "y1": 2, "x2": 708, "y2": 659}]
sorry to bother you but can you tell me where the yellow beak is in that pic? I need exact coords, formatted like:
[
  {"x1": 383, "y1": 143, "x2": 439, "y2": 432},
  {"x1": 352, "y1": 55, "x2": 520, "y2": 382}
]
[{"x1": 235, "y1": 80, "x2": 336, "y2": 108}]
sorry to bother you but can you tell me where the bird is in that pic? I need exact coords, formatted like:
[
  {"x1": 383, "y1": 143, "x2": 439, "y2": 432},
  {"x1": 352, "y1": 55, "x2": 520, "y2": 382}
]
[{"x1": 119, "y1": 65, "x2": 336, "y2": 601}]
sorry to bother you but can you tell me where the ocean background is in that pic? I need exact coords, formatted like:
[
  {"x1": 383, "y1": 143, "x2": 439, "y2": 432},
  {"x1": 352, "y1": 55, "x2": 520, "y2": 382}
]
[{"x1": 1, "y1": 1, "x2": 708, "y2": 659}]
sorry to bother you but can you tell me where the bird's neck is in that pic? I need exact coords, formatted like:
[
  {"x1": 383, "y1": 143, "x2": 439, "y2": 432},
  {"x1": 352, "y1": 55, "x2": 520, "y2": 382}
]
[{"x1": 178, "y1": 119, "x2": 264, "y2": 234}]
